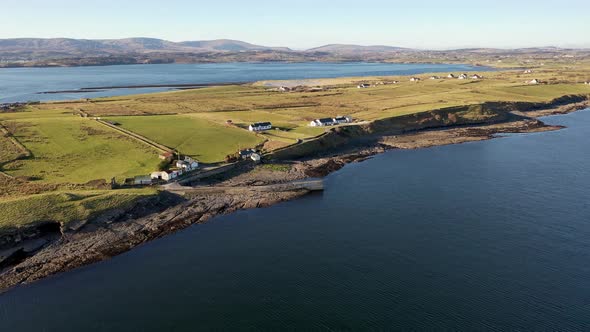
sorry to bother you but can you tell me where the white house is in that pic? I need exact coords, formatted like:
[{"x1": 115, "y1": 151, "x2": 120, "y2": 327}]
[
  {"x1": 310, "y1": 118, "x2": 336, "y2": 127},
  {"x1": 249, "y1": 122, "x2": 272, "y2": 132},
  {"x1": 333, "y1": 116, "x2": 352, "y2": 124},
  {"x1": 447, "y1": 74, "x2": 456, "y2": 79},
  {"x1": 471, "y1": 74, "x2": 483, "y2": 80},
  {"x1": 410, "y1": 77, "x2": 421, "y2": 82},
  {"x1": 529, "y1": 79, "x2": 540, "y2": 85},
  {"x1": 250, "y1": 153, "x2": 261, "y2": 162},
  {"x1": 458, "y1": 73, "x2": 468, "y2": 80},
  {"x1": 278, "y1": 86, "x2": 291, "y2": 92},
  {"x1": 151, "y1": 171, "x2": 171, "y2": 181},
  {"x1": 357, "y1": 83, "x2": 371, "y2": 89},
  {"x1": 176, "y1": 157, "x2": 199, "y2": 171},
  {"x1": 430, "y1": 76, "x2": 440, "y2": 80},
  {"x1": 584, "y1": 81, "x2": 590, "y2": 85}
]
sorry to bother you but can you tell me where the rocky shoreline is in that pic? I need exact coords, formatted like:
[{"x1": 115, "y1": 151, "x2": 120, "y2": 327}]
[{"x1": 0, "y1": 100, "x2": 588, "y2": 294}]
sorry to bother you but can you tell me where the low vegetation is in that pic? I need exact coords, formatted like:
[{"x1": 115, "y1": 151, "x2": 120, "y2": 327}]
[{"x1": 0, "y1": 189, "x2": 156, "y2": 232}]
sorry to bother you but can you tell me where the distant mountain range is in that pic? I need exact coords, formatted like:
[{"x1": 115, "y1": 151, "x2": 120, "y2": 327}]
[
  {"x1": 0, "y1": 38, "x2": 292, "y2": 54},
  {"x1": 0, "y1": 37, "x2": 587, "y2": 68}
]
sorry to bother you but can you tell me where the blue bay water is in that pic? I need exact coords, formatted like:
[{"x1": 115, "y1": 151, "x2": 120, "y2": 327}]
[
  {"x1": 0, "y1": 62, "x2": 485, "y2": 103},
  {"x1": 0, "y1": 109, "x2": 589, "y2": 331}
]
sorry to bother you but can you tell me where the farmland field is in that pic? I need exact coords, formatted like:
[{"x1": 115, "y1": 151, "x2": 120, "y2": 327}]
[
  {"x1": 0, "y1": 109, "x2": 159, "y2": 183},
  {"x1": 6, "y1": 69, "x2": 590, "y2": 182},
  {"x1": 106, "y1": 115, "x2": 265, "y2": 163}
]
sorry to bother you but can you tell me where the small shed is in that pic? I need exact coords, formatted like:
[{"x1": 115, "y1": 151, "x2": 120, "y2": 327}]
[
  {"x1": 134, "y1": 176, "x2": 152, "y2": 185},
  {"x1": 159, "y1": 152, "x2": 174, "y2": 161}
]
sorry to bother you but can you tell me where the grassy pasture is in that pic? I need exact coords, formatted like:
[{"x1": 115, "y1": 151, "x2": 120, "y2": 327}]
[
  {"x1": 0, "y1": 109, "x2": 159, "y2": 183},
  {"x1": 106, "y1": 115, "x2": 265, "y2": 163}
]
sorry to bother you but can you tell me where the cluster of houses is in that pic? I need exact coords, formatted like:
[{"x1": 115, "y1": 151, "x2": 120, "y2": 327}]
[
  {"x1": 309, "y1": 115, "x2": 353, "y2": 127},
  {"x1": 357, "y1": 81, "x2": 399, "y2": 88},
  {"x1": 249, "y1": 122, "x2": 272, "y2": 132},
  {"x1": 408, "y1": 73, "x2": 483, "y2": 82},
  {"x1": 278, "y1": 86, "x2": 325, "y2": 93},
  {"x1": 148, "y1": 156, "x2": 200, "y2": 182},
  {"x1": 239, "y1": 148, "x2": 261, "y2": 162},
  {"x1": 0, "y1": 102, "x2": 28, "y2": 111}
]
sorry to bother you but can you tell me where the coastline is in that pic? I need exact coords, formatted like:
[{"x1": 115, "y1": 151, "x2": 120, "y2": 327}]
[{"x1": 0, "y1": 98, "x2": 587, "y2": 294}]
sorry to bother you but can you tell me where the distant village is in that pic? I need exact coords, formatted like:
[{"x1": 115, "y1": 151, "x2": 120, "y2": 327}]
[{"x1": 0, "y1": 101, "x2": 39, "y2": 112}]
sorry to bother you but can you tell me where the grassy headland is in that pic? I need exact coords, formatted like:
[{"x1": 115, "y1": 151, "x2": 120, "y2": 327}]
[{"x1": 1, "y1": 63, "x2": 590, "y2": 236}]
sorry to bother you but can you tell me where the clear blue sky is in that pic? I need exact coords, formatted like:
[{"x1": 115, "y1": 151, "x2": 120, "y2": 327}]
[{"x1": 3, "y1": 0, "x2": 590, "y2": 49}]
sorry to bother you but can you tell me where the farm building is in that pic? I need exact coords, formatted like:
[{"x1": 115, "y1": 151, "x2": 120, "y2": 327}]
[
  {"x1": 251, "y1": 153, "x2": 261, "y2": 162},
  {"x1": 278, "y1": 86, "x2": 291, "y2": 92},
  {"x1": 458, "y1": 74, "x2": 468, "y2": 80},
  {"x1": 471, "y1": 74, "x2": 483, "y2": 80},
  {"x1": 239, "y1": 149, "x2": 257, "y2": 159},
  {"x1": 176, "y1": 157, "x2": 199, "y2": 171},
  {"x1": 430, "y1": 76, "x2": 440, "y2": 80},
  {"x1": 447, "y1": 74, "x2": 456, "y2": 78},
  {"x1": 410, "y1": 77, "x2": 421, "y2": 82},
  {"x1": 310, "y1": 118, "x2": 336, "y2": 127},
  {"x1": 159, "y1": 152, "x2": 174, "y2": 161},
  {"x1": 584, "y1": 81, "x2": 590, "y2": 85},
  {"x1": 249, "y1": 122, "x2": 272, "y2": 132},
  {"x1": 333, "y1": 116, "x2": 353, "y2": 124},
  {"x1": 151, "y1": 171, "x2": 171, "y2": 181},
  {"x1": 134, "y1": 176, "x2": 152, "y2": 185},
  {"x1": 357, "y1": 83, "x2": 371, "y2": 88},
  {"x1": 529, "y1": 79, "x2": 540, "y2": 85}
]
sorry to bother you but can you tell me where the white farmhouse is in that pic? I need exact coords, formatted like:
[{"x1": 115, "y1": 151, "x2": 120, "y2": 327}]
[
  {"x1": 471, "y1": 74, "x2": 483, "y2": 80},
  {"x1": 410, "y1": 77, "x2": 421, "y2": 82},
  {"x1": 333, "y1": 116, "x2": 352, "y2": 124},
  {"x1": 357, "y1": 83, "x2": 371, "y2": 89},
  {"x1": 310, "y1": 118, "x2": 336, "y2": 127},
  {"x1": 447, "y1": 74, "x2": 456, "y2": 79},
  {"x1": 249, "y1": 122, "x2": 272, "y2": 132},
  {"x1": 176, "y1": 157, "x2": 199, "y2": 171},
  {"x1": 458, "y1": 73, "x2": 468, "y2": 80},
  {"x1": 529, "y1": 79, "x2": 540, "y2": 85}
]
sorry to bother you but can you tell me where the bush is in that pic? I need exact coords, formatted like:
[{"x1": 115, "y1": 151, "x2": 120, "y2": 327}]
[{"x1": 157, "y1": 160, "x2": 170, "y2": 171}]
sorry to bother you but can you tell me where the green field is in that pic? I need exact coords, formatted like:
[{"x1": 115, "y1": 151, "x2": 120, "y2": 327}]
[
  {"x1": 0, "y1": 189, "x2": 156, "y2": 232},
  {"x1": 106, "y1": 115, "x2": 265, "y2": 163},
  {"x1": 0, "y1": 109, "x2": 159, "y2": 183}
]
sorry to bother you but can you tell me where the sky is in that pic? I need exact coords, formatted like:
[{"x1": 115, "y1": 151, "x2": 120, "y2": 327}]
[{"x1": 2, "y1": 0, "x2": 590, "y2": 49}]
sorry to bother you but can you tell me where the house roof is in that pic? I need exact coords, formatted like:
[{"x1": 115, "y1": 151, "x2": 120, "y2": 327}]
[
  {"x1": 318, "y1": 118, "x2": 335, "y2": 124},
  {"x1": 251, "y1": 122, "x2": 272, "y2": 127},
  {"x1": 239, "y1": 149, "x2": 255, "y2": 156}
]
